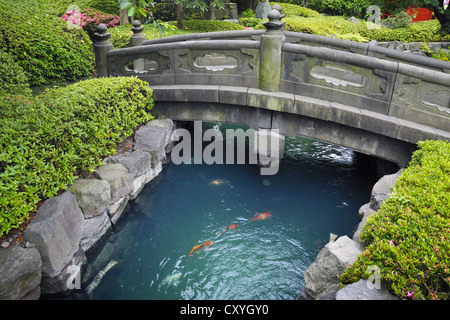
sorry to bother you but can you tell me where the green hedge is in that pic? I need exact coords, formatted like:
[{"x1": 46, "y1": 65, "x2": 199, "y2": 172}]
[
  {"x1": 0, "y1": 77, "x2": 154, "y2": 236},
  {"x1": 173, "y1": 20, "x2": 246, "y2": 32},
  {"x1": 0, "y1": 51, "x2": 32, "y2": 97},
  {"x1": 306, "y1": 0, "x2": 376, "y2": 18},
  {"x1": 256, "y1": 3, "x2": 450, "y2": 43},
  {"x1": 0, "y1": 0, "x2": 94, "y2": 86},
  {"x1": 341, "y1": 140, "x2": 450, "y2": 300},
  {"x1": 270, "y1": 2, "x2": 321, "y2": 18}
]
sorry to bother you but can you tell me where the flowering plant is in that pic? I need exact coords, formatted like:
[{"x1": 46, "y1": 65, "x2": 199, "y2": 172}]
[{"x1": 61, "y1": 8, "x2": 120, "y2": 39}]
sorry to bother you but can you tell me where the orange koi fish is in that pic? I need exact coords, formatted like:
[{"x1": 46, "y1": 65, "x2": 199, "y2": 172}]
[
  {"x1": 250, "y1": 211, "x2": 271, "y2": 221},
  {"x1": 189, "y1": 240, "x2": 214, "y2": 256},
  {"x1": 209, "y1": 179, "x2": 229, "y2": 185},
  {"x1": 217, "y1": 223, "x2": 239, "y2": 235}
]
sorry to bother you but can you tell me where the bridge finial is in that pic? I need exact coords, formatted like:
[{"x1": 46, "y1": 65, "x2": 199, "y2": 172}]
[
  {"x1": 263, "y1": 7, "x2": 286, "y2": 32},
  {"x1": 93, "y1": 24, "x2": 113, "y2": 77}
]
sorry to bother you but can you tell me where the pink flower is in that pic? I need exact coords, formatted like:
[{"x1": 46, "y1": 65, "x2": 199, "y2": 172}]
[
  {"x1": 405, "y1": 291, "x2": 414, "y2": 298},
  {"x1": 388, "y1": 240, "x2": 395, "y2": 246}
]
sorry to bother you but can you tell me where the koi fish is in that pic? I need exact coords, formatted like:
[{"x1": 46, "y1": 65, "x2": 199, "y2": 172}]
[
  {"x1": 250, "y1": 211, "x2": 271, "y2": 221},
  {"x1": 85, "y1": 260, "x2": 118, "y2": 296},
  {"x1": 217, "y1": 224, "x2": 239, "y2": 235},
  {"x1": 209, "y1": 179, "x2": 229, "y2": 185},
  {"x1": 189, "y1": 240, "x2": 214, "y2": 256}
]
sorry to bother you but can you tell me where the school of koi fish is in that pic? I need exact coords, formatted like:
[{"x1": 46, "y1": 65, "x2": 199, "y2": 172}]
[{"x1": 189, "y1": 179, "x2": 272, "y2": 257}]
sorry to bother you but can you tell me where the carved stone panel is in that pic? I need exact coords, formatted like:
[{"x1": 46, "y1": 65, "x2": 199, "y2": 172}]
[{"x1": 390, "y1": 74, "x2": 450, "y2": 131}]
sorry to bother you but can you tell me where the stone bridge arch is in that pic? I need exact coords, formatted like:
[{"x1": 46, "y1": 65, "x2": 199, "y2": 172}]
[{"x1": 93, "y1": 8, "x2": 450, "y2": 167}]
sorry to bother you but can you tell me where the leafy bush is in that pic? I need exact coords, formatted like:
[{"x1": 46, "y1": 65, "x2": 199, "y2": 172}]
[
  {"x1": 171, "y1": 19, "x2": 245, "y2": 32},
  {"x1": 254, "y1": 3, "x2": 450, "y2": 43},
  {"x1": 270, "y1": 2, "x2": 321, "y2": 18},
  {"x1": 341, "y1": 140, "x2": 450, "y2": 300},
  {"x1": 0, "y1": 0, "x2": 94, "y2": 86},
  {"x1": 0, "y1": 51, "x2": 32, "y2": 96},
  {"x1": 306, "y1": 0, "x2": 377, "y2": 18},
  {"x1": 421, "y1": 43, "x2": 450, "y2": 62},
  {"x1": 382, "y1": 10, "x2": 415, "y2": 29},
  {"x1": 61, "y1": 8, "x2": 120, "y2": 39},
  {"x1": 241, "y1": 8, "x2": 255, "y2": 18},
  {"x1": 0, "y1": 77, "x2": 154, "y2": 236},
  {"x1": 239, "y1": 17, "x2": 263, "y2": 28}
]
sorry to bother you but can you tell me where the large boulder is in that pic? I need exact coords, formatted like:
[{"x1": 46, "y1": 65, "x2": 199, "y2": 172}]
[
  {"x1": 106, "y1": 150, "x2": 153, "y2": 179},
  {"x1": 134, "y1": 119, "x2": 174, "y2": 164},
  {"x1": 0, "y1": 245, "x2": 42, "y2": 300},
  {"x1": 336, "y1": 279, "x2": 398, "y2": 300},
  {"x1": 303, "y1": 236, "x2": 364, "y2": 299},
  {"x1": 23, "y1": 192, "x2": 85, "y2": 293},
  {"x1": 352, "y1": 202, "x2": 375, "y2": 243},
  {"x1": 67, "y1": 179, "x2": 111, "y2": 218},
  {"x1": 369, "y1": 169, "x2": 402, "y2": 211},
  {"x1": 94, "y1": 163, "x2": 133, "y2": 202}
]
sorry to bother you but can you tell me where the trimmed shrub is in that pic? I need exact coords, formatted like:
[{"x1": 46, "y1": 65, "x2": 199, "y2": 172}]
[
  {"x1": 0, "y1": 0, "x2": 94, "y2": 86},
  {"x1": 239, "y1": 17, "x2": 263, "y2": 28},
  {"x1": 270, "y1": 2, "x2": 322, "y2": 18},
  {"x1": 0, "y1": 51, "x2": 32, "y2": 96},
  {"x1": 341, "y1": 140, "x2": 450, "y2": 300},
  {"x1": 174, "y1": 19, "x2": 246, "y2": 32},
  {"x1": 306, "y1": 0, "x2": 377, "y2": 18},
  {"x1": 0, "y1": 77, "x2": 154, "y2": 236}
]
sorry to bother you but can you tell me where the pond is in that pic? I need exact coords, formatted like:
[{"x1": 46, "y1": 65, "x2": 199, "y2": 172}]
[{"x1": 68, "y1": 122, "x2": 379, "y2": 300}]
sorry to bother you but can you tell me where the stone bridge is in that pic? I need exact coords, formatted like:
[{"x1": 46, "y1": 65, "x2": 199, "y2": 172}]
[{"x1": 93, "y1": 7, "x2": 450, "y2": 167}]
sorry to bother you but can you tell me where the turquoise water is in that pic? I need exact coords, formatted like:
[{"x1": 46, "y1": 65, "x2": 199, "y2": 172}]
[{"x1": 71, "y1": 123, "x2": 378, "y2": 300}]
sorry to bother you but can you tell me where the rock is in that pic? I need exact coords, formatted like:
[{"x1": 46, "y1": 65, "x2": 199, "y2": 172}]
[
  {"x1": 303, "y1": 236, "x2": 364, "y2": 300},
  {"x1": 40, "y1": 247, "x2": 86, "y2": 294},
  {"x1": 68, "y1": 179, "x2": 111, "y2": 218},
  {"x1": 336, "y1": 279, "x2": 398, "y2": 300},
  {"x1": 255, "y1": 2, "x2": 271, "y2": 19},
  {"x1": 348, "y1": 16, "x2": 361, "y2": 23},
  {"x1": 369, "y1": 169, "x2": 402, "y2": 211},
  {"x1": 134, "y1": 121, "x2": 172, "y2": 164},
  {"x1": 108, "y1": 197, "x2": 129, "y2": 225},
  {"x1": 0, "y1": 245, "x2": 42, "y2": 300},
  {"x1": 107, "y1": 150, "x2": 153, "y2": 179},
  {"x1": 94, "y1": 163, "x2": 133, "y2": 202},
  {"x1": 353, "y1": 203, "x2": 375, "y2": 243},
  {"x1": 80, "y1": 211, "x2": 112, "y2": 252},
  {"x1": 23, "y1": 192, "x2": 85, "y2": 291}
]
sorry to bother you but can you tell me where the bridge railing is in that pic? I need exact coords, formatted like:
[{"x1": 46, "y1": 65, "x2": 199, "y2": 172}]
[{"x1": 93, "y1": 6, "x2": 450, "y2": 134}]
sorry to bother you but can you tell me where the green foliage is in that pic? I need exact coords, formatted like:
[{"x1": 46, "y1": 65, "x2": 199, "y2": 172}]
[
  {"x1": 239, "y1": 17, "x2": 263, "y2": 28},
  {"x1": 383, "y1": 10, "x2": 415, "y2": 29},
  {"x1": 341, "y1": 140, "x2": 450, "y2": 300},
  {"x1": 421, "y1": 43, "x2": 450, "y2": 62},
  {"x1": 270, "y1": 2, "x2": 322, "y2": 18},
  {"x1": 108, "y1": 23, "x2": 197, "y2": 48},
  {"x1": 172, "y1": 19, "x2": 245, "y2": 32},
  {"x1": 241, "y1": 8, "x2": 255, "y2": 18},
  {"x1": 255, "y1": 3, "x2": 450, "y2": 43},
  {"x1": 0, "y1": 51, "x2": 32, "y2": 97},
  {"x1": 306, "y1": 0, "x2": 380, "y2": 18},
  {"x1": 0, "y1": 0, "x2": 94, "y2": 86},
  {"x1": 0, "y1": 77, "x2": 154, "y2": 236}
]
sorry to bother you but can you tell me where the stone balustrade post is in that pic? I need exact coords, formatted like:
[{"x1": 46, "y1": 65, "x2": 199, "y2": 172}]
[
  {"x1": 130, "y1": 20, "x2": 146, "y2": 72},
  {"x1": 93, "y1": 24, "x2": 114, "y2": 78},
  {"x1": 259, "y1": 6, "x2": 286, "y2": 92}
]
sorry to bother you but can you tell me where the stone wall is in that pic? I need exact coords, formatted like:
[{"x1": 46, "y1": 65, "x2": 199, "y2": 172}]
[
  {"x1": 298, "y1": 170, "x2": 403, "y2": 300},
  {"x1": 0, "y1": 119, "x2": 175, "y2": 299}
]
